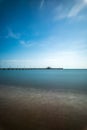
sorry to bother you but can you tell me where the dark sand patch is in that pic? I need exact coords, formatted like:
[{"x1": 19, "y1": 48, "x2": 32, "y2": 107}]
[{"x1": 0, "y1": 86, "x2": 87, "y2": 130}]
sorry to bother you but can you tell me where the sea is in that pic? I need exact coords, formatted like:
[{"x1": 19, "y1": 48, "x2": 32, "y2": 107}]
[
  {"x1": 0, "y1": 69, "x2": 87, "y2": 130},
  {"x1": 0, "y1": 69, "x2": 87, "y2": 92}
]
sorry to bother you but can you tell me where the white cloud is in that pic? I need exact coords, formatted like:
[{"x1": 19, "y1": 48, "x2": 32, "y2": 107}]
[
  {"x1": 68, "y1": 0, "x2": 87, "y2": 17},
  {"x1": 54, "y1": 4, "x2": 68, "y2": 20},
  {"x1": 20, "y1": 40, "x2": 34, "y2": 47},
  {"x1": 40, "y1": 0, "x2": 44, "y2": 9},
  {"x1": 6, "y1": 28, "x2": 20, "y2": 39},
  {"x1": 54, "y1": 0, "x2": 87, "y2": 21}
]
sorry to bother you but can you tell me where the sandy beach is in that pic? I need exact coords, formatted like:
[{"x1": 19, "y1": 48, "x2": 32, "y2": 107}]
[{"x1": 0, "y1": 86, "x2": 87, "y2": 130}]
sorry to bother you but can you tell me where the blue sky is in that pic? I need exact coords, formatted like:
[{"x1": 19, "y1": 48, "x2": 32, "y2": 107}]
[{"x1": 0, "y1": 0, "x2": 87, "y2": 68}]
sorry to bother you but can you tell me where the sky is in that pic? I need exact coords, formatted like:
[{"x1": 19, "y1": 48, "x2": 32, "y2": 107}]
[{"x1": 0, "y1": 0, "x2": 87, "y2": 68}]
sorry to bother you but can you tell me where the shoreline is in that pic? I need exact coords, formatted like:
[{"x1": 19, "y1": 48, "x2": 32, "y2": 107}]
[{"x1": 0, "y1": 86, "x2": 87, "y2": 130}]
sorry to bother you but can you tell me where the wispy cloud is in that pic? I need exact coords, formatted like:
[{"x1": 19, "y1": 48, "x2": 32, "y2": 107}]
[
  {"x1": 54, "y1": 0, "x2": 87, "y2": 21},
  {"x1": 20, "y1": 40, "x2": 34, "y2": 47},
  {"x1": 40, "y1": 0, "x2": 44, "y2": 9},
  {"x1": 54, "y1": 4, "x2": 68, "y2": 20},
  {"x1": 6, "y1": 28, "x2": 20, "y2": 39},
  {"x1": 68, "y1": 0, "x2": 87, "y2": 17}
]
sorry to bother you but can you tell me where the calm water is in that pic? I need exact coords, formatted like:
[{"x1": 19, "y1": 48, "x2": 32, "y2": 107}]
[
  {"x1": 0, "y1": 69, "x2": 87, "y2": 92},
  {"x1": 0, "y1": 69, "x2": 87, "y2": 130}
]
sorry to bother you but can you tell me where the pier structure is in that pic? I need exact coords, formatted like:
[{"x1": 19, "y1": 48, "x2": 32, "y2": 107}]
[{"x1": 0, "y1": 67, "x2": 63, "y2": 70}]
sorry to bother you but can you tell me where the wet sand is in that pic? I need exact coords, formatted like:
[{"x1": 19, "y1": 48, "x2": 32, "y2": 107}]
[{"x1": 0, "y1": 86, "x2": 87, "y2": 130}]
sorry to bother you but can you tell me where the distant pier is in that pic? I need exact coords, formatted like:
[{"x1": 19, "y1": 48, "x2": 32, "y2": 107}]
[{"x1": 0, "y1": 68, "x2": 63, "y2": 70}]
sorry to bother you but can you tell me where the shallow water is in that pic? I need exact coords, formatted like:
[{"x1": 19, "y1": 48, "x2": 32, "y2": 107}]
[{"x1": 0, "y1": 69, "x2": 87, "y2": 91}]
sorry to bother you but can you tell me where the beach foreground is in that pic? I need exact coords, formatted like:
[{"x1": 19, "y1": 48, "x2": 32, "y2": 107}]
[{"x1": 0, "y1": 86, "x2": 87, "y2": 130}]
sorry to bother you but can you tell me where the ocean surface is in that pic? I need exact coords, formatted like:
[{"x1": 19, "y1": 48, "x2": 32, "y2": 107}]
[
  {"x1": 0, "y1": 69, "x2": 87, "y2": 92},
  {"x1": 0, "y1": 69, "x2": 87, "y2": 130}
]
